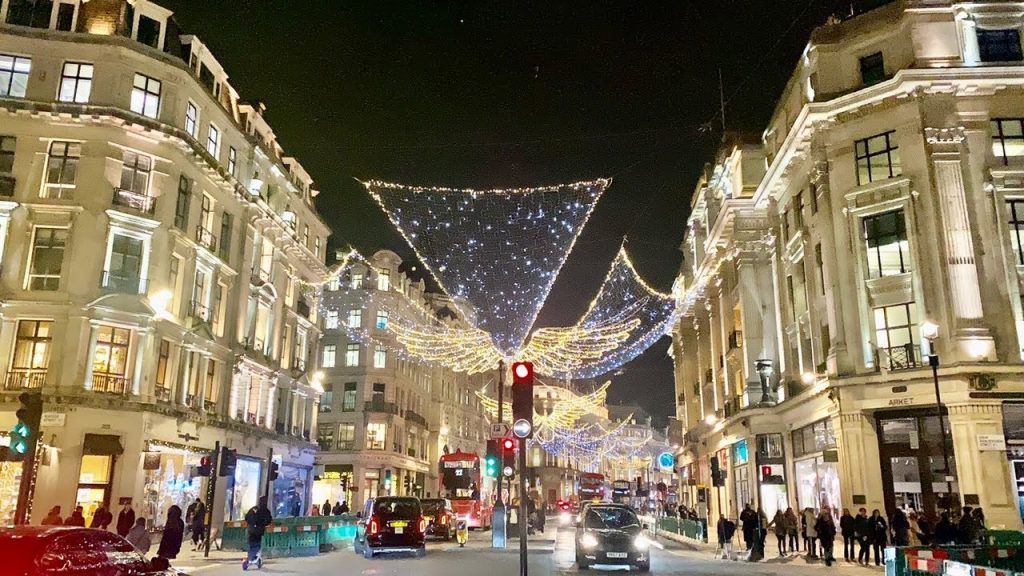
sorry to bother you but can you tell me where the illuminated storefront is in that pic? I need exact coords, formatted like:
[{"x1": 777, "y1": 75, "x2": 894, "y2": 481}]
[
  {"x1": 142, "y1": 443, "x2": 207, "y2": 529},
  {"x1": 224, "y1": 457, "x2": 263, "y2": 521},
  {"x1": 755, "y1": 433, "x2": 788, "y2": 518},
  {"x1": 272, "y1": 463, "x2": 311, "y2": 518},
  {"x1": 76, "y1": 434, "x2": 123, "y2": 526},
  {"x1": 792, "y1": 420, "x2": 841, "y2": 516}
]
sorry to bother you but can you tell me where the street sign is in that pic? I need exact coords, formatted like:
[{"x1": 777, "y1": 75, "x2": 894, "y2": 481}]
[
  {"x1": 503, "y1": 466, "x2": 514, "y2": 478},
  {"x1": 490, "y1": 422, "x2": 511, "y2": 439},
  {"x1": 512, "y1": 419, "x2": 532, "y2": 439}
]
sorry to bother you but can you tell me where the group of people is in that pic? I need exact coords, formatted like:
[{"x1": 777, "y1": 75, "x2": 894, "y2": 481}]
[
  {"x1": 310, "y1": 499, "x2": 350, "y2": 516},
  {"x1": 506, "y1": 496, "x2": 546, "y2": 536},
  {"x1": 41, "y1": 502, "x2": 153, "y2": 556},
  {"x1": 716, "y1": 503, "x2": 987, "y2": 567}
]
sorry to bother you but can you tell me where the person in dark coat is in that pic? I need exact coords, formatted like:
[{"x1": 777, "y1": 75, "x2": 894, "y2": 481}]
[
  {"x1": 717, "y1": 513, "x2": 737, "y2": 560},
  {"x1": 958, "y1": 507, "x2": 980, "y2": 544},
  {"x1": 190, "y1": 499, "x2": 206, "y2": 550},
  {"x1": 65, "y1": 506, "x2": 86, "y2": 526},
  {"x1": 739, "y1": 503, "x2": 757, "y2": 551},
  {"x1": 157, "y1": 505, "x2": 184, "y2": 560},
  {"x1": 116, "y1": 503, "x2": 136, "y2": 538},
  {"x1": 816, "y1": 509, "x2": 838, "y2": 566},
  {"x1": 331, "y1": 501, "x2": 343, "y2": 515},
  {"x1": 338, "y1": 501, "x2": 350, "y2": 515},
  {"x1": 244, "y1": 496, "x2": 274, "y2": 570},
  {"x1": 855, "y1": 508, "x2": 871, "y2": 565},
  {"x1": 933, "y1": 512, "x2": 957, "y2": 545},
  {"x1": 891, "y1": 508, "x2": 910, "y2": 546},
  {"x1": 321, "y1": 500, "x2": 331, "y2": 517},
  {"x1": 870, "y1": 509, "x2": 888, "y2": 566},
  {"x1": 840, "y1": 508, "x2": 856, "y2": 562},
  {"x1": 42, "y1": 506, "x2": 63, "y2": 526},
  {"x1": 90, "y1": 506, "x2": 110, "y2": 529}
]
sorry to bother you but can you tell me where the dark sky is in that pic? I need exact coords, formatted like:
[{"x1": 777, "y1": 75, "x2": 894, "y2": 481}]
[{"x1": 162, "y1": 0, "x2": 871, "y2": 426}]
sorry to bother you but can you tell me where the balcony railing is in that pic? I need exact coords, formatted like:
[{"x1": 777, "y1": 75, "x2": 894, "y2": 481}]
[
  {"x1": 251, "y1": 267, "x2": 272, "y2": 285},
  {"x1": 878, "y1": 343, "x2": 922, "y2": 371},
  {"x1": 247, "y1": 412, "x2": 259, "y2": 426},
  {"x1": 100, "y1": 271, "x2": 148, "y2": 295},
  {"x1": 4, "y1": 369, "x2": 46, "y2": 390},
  {"x1": 154, "y1": 386, "x2": 171, "y2": 403},
  {"x1": 190, "y1": 301, "x2": 210, "y2": 322},
  {"x1": 728, "y1": 330, "x2": 743, "y2": 351},
  {"x1": 337, "y1": 440, "x2": 355, "y2": 451},
  {"x1": 0, "y1": 174, "x2": 15, "y2": 197},
  {"x1": 111, "y1": 187, "x2": 156, "y2": 215},
  {"x1": 318, "y1": 439, "x2": 335, "y2": 451},
  {"x1": 405, "y1": 410, "x2": 428, "y2": 428},
  {"x1": 367, "y1": 440, "x2": 385, "y2": 451},
  {"x1": 203, "y1": 399, "x2": 217, "y2": 413},
  {"x1": 195, "y1": 225, "x2": 217, "y2": 253},
  {"x1": 723, "y1": 395, "x2": 750, "y2": 418},
  {"x1": 365, "y1": 399, "x2": 400, "y2": 415},
  {"x1": 185, "y1": 393, "x2": 198, "y2": 408},
  {"x1": 92, "y1": 373, "x2": 130, "y2": 395}
]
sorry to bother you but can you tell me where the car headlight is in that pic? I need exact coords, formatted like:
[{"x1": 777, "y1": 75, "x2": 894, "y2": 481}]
[
  {"x1": 581, "y1": 533, "x2": 599, "y2": 549},
  {"x1": 634, "y1": 534, "x2": 651, "y2": 550}
]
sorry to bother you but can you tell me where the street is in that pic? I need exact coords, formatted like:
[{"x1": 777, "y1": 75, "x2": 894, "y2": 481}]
[{"x1": 181, "y1": 524, "x2": 886, "y2": 576}]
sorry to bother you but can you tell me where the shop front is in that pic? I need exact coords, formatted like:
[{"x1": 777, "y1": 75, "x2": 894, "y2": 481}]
[
  {"x1": 755, "y1": 433, "x2": 788, "y2": 518},
  {"x1": 272, "y1": 463, "x2": 311, "y2": 518},
  {"x1": 1004, "y1": 404, "x2": 1024, "y2": 524},
  {"x1": 875, "y1": 409, "x2": 958, "y2": 518},
  {"x1": 76, "y1": 434, "x2": 124, "y2": 526},
  {"x1": 224, "y1": 456, "x2": 263, "y2": 521},
  {"x1": 142, "y1": 442, "x2": 208, "y2": 529},
  {"x1": 792, "y1": 419, "x2": 841, "y2": 516},
  {"x1": 313, "y1": 465, "x2": 354, "y2": 512},
  {"x1": 731, "y1": 441, "x2": 750, "y2": 518}
]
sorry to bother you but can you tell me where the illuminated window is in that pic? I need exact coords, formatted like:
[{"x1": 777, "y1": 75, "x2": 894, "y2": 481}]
[
  {"x1": 27, "y1": 227, "x2": 68, "y2": 291},
  {"x1": 350, "y1": 272, "x2": 363, "y2": 289},
  {"x1": 376, "y1": 310, "x2": 389, "y2": 330},
  {"x1": 207, "y1": 123, "x2": 221, "y2": 158},
  {"x1": 992, "y1": 119, "x2": 1024, "y2": 166},
  {"x1": 155, "y1": 339, "x2": 171, "y2": 399},
  {"x1": 119, "y1": 151, "x2": 152, "y2": 197},
  {"x1": 325, "y1": 309, "x2": 339, "y2": 329},
  {"x1": 92, "y1": 325, "x2": 131, "y2": 393},
  {"x1": 855, "y1": 131, "x2": 901, "y2": 185},
  {"x1": 322, "y1": 344, "x2": 337, "y2": 368},
  {"x1": 0, "y1": 54, "x2": 30, "y2": 98},
  {"x1": 374, "y1": 346, "x2": 387, "y2": 368},
  {"x1": 9, "y1": 320, "x2": 52, "y2": 388},
  {"x1": 347, "y1": 309, "x2": 362, "y2": 329},
  {"x1": 345, "y1": 343, "x2": 360, "y2": 367},
  {"x1": 366, "y1": 422, "x2": 386, "y2": 450},
  {"x1": 130, "y1": 74, "x2": 161, "y2": 119},
  {"x1": 863, "y1": 209, "x2": 910, "y2": 278},
  {"x1": 58, "y1": 62, "x2": 93, "y2": 103},
  {"x1": 874, "y1": 302, "x2": 920, "y2": 370},
  {"x1": 1008, "y1": 200, "x2": 1024, "y2": 266},
  {"x1": 327, "y1": 277, "x2": 339, "y2": 291},
  {"x1": 377, "y1": 269, "x2": 390, "y2": 291},
  {"x1": 339, "y1": 423, "x2": 355, "y2": 450},
  {"x1": 42, "y1": 141, "x2": 80, "y2": 199}
]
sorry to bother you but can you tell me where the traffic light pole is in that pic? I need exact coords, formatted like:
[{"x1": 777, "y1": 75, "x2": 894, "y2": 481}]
[
  {"x1": 518, "y1": 437, "x2": 528, "y2": 576},
  {"x1": 492, "y1": 360, "x2": 506, "y2": 549},
  {"x1": 13, "y1": 392, "x2": 42, "y2": 525},
  {"x1": 204, "y1": 440, "x2": 220, "y2": 558}
]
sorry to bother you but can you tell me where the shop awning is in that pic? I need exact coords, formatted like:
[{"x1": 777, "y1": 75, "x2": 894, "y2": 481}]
[
  {"x1": 83, "y1": 434, "x2": 124, "y2": 455},
  {"x1": 324, "y1": 464, "x2": 353, "y2": 474}
]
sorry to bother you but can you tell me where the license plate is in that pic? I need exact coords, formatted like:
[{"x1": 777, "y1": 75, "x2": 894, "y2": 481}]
[
  {"x1": 391, "y1": 521, "x2": 408, "y2": 528},
  {"x1": 394, "y1": 527, "x2": 404, "y2": 534},
  {"x1": 607, "y1": 552, "x2": 628, "y2": 559}
]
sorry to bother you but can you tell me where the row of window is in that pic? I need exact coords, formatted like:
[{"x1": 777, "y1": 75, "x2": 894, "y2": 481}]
[
  {"x1": 323, "y1": 308, "x2": 389, "y2": 330},
  {"x1": 322, "y1": 343, "x2": 387, "y2": 369},
  {"x1": 325, "y1": 269, "x2": 392, "y2": 292}
]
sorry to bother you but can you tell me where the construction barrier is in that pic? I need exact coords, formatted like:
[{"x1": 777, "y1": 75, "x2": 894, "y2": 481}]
[
  {"x1": 887, "y1": 545, "x2": 1024, "y2": 576},
  {"x1": 656, "y1": 516, "x2": 705, "y2": 542},
  {"x1": 219, "y1": 515, "x2": 358, "y2": 557}
]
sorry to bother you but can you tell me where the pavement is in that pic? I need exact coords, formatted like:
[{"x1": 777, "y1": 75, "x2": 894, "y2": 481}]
[{"x1": 171, "y1": 519, "x2": 889, "y2": 576}]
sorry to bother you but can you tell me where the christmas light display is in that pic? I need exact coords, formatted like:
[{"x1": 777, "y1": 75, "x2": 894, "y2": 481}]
[{"x1": 364, "y1": 179, "x2": 609, "y2": 355}]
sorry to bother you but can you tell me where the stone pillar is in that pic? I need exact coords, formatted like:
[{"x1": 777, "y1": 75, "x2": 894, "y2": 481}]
[
  {"x1": 834, "y1": 411, "x2": 885, "y2": 513},
  {"x1": 947, "y1": 403, "x2": 1022, "y2": 530},
  {"x1": 197, "y1": 354, "x2": 211, "y2": 410},
  {"x1": 707, "y1": 294, "x2": 722, "y2": 412},
  {"x1": 82, "y1": 322, "x2": 100, "y2": 390},
  {"x1": 925, "y1": 127, "x2": 995, "y2": 361},
  {"x1": 131, "y1": 327, "x2": 153, "y2": 397},
  {"x1": 176, "y1": 348, "x2": 192, "y2": 405}
]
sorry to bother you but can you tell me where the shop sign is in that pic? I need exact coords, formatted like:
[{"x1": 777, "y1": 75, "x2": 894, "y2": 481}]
[
  {"x1": 732, "y1": 439, "x2": 749, "y2": 465},
  {"x1": 40, "y1": 413, "x2": 65, "y2": 427},
  {"x1": 321, "y1": 471, "x2": 342, "y2": 480},
  {"x1": 822, "y1": 449, "x2": 839, "y2": 463},
  {"x1": 977, "y1": 434, "x2": 1007, "y2": 451}
]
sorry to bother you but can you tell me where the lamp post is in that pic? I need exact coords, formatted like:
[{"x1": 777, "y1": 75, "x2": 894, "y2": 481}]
[
  {"x1": 756, "y1": 359, "x2": 774, "y2": 405},
  {"x1": 922, "y1": 321, "x2": 953, "y2": 513}
]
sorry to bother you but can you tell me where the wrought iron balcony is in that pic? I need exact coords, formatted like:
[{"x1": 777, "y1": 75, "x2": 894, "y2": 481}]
[
  {"x1": 92, "y1": 373, "x2": 130, "y2": 395},
  {"x1": 195, "y1": 225, "x2": 217, "y2": 253},
  {"x1": 878, "y1": 343, "x2": 922, "y2": 371},
  {"x1": 364, "y1": 399, "x2": 399, "y2": 415},
  {"x1": 111, "y1": 187, "x2": 156, "y2": 214},
  {"x1": 154, "y1": 386, "x2": 172, "y2": 403},
  {"x1": 4, "y1": 369, "x2": 46, "y2": 390},
  {"x1": 405, "y1": 410, "x2": 428, "y2": 428},
  {"x1": 100, "y1": 272, "x2": 148, "y2": 295},
  {"x1": 203, "y1": 399, "x2": 217, "y2": 413}
]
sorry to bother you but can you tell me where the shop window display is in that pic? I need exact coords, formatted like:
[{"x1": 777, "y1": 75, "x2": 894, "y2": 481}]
[
  {"x1": 225, "y1": 458, "x2": 262, "y2": 521},
  {"x1": 0, "y1": 460, "x2": 22, "y2": 525},
  {"x1": 143, "y1": 449, "x2": 204, "y2": 529},
  {"x1": 77, "y1": 455, "x2": 113, "y2": 526},
  {"x1": 272, "y1": 465, "x2": 310, "y2": 518}
]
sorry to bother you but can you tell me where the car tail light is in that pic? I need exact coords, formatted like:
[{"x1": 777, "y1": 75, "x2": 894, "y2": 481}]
[
  {"x1": 368, "y1": 516, "x2": 380, "y2": 535},
  {"x1": 419, "y1": 516, "x2": 427, "y2": 534},
  {"x1": 441, "y1": 514, "x2": 448, "y2": 525}
]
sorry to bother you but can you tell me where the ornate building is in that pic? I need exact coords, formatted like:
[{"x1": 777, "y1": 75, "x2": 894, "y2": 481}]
[
  {"x1": 0, "y1": 0, "x2": 329, "y2": 525},
  {"x1": 672, "y1": 1, "x2": 1024, "y2": 530}
]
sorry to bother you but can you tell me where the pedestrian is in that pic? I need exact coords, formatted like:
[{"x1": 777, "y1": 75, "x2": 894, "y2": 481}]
[
  {"x1": 309, "y1": 503, "x2": 320, "y2": 516},
  {"x1": 527, "y1": 498, "x2": 537, "y2": 535},
  {"x1": 537, "y1": 500, "x2": 547, "y2": 534},
  {"x1": 770, "y1": 509, "x2": 787, "y2": 556},
  {"x1": 509, "y1": 497, "x2": 520, "y2": 538},
  {"x1": 933, "y1": 512, "x2": 957, "y2": 545},
  {"x1": 185, "y1": 499, "x2": 197, "y2": 535},
  {"x1": 803, "y1": 507, "x2": 818, "y2": 558},
  {"x1": 816, "y1": 509, "x2": 837, "y2": 566},
  {"x1": 785, "y1": 507, "x2": 799, "y2": 552},
  {"x1": 157, "y1": 505, "x2": 184, "y2": 560},
  {"x1": 65, "y1": 506, "x2": 86, "y2": 526},
  {"x1": 840, "y1": 508, "x2": 855, "y2": 561},
  {"x1": 321, "y1": 500, "x2": 331, "y2": 517},
  {"x1": 190, "y1": 499, "x2": 206, "y2": 550},
  {"x1": 332, "y1": 501, "x2": 343, "y2": 516},
  {"x1": 117, "y1": 502, "x2": 136, "y2": 538},
  {"x1": 855, "y1": 508, "x2": 871, "y2": 565},
  {"x1": 127, "y1": 518, "x2": 152, "y2": 555},
  {"x1": 339, "y1": 501, "x2": 350, "y2": 515},
  {"x1": 891, "y1": 508, "x2": 910, "y2": 546},
  {"x1": 243, "y1": 496, "x2": 273, "y2": 570},
  {"x1": 41, "y1": 506, "x2": 63, "y2": 526},
  {"x1": 717, "y1": 513, "x2": 737, "y2": 560},
  {"x1": 958, "y1": 506, "x2": 980, "y2": 544},
  {"x1": 90, "y1": 506, "x2": 108, "y2": 529},
  {"x1": 870, "y1": 509, "x2": 888, "y2": 566},
  {"x1": 907, "y1": 512, "x2": 922, "y2": 546},
  {"x1": 739, "y1": 503, "x2": 757, "y2": 551},
  {"x1": 973, "y1": 508, "x2": 987, "y2": 544}
]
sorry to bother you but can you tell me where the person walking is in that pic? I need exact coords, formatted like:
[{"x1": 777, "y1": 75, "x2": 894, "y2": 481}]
[
  {"x1": 243, "y1": 496, "x2": 273, "y2": 571},
  {"x1": 41, "y1": 506, "x2": 63, "y2": 526},
  {"x1": 958, "y1": 507, "x2": 980, "y2": 544},
  {"x1": 816, "y1": 509, "x2": 837, "y2": 566},
  {"x1": 803, "y1": 507, "x2": 818, "y2": 558},
  {"x1": 785, "y1": 507, "x2": 799, "y2": 553},
  {"x1": 870, "y1": 509, "x2": 888, "y2": 566},
  {"x1": 90, "y1": 506, "x2": 108, "y2": 529},
  {"x1": 717, "y1": 514, "x2": 737, "y2": 560},
  {"x1": 65, "y1": 506, "x2": 86, "y2": 526},
  {"x1": 127, "y1": 518, "x2": 152, "y2": 555},
  {"x1": 190, "y1": 499, "x2": 206, "y2": 550},
  {"x1": 739, "y1": 503, "x2": 757, "y2": 551},
  {"x1": 891, "y1": 508, "x2": 910, "y2": 546},
  {"x1": 840, "y1": 508, "x2": 855, "y2": 562},
  {"x1": 933, "y1": 512, "x2": 957, "y2": 545},
  {"x1": 321, "y1": 500, "x2": 331, "y2": 517},
  {"x1": 973, "y1": 508, "x2": 987, "y2": 544},
  {"x1": 309, "y1": 503, "x2": 320, "y2": 516},
  {"x1": 907, "y1": 511, "x2": 922, "y2": 546},
  {"x1": 770, "y1": 509, "x2": 788, "y2": 556},
  {"x1": 156, "y1": 506, "x2": 184, "y2": 560},
  {"x1": 855, "y1": 508, "x2": 871, "y2": 565},
  {"x1": 339, "y1": 501, "x2": 350, "y2": 514},
  {"x1": 331, "y1": 501, "x2": 342, "y2": 516},
  {"x1": 117, "y1": 503, "x2": 136, "y2": 538},
  {"x1": 185, "y1": 500, "x2": 197, "y2": 536}
]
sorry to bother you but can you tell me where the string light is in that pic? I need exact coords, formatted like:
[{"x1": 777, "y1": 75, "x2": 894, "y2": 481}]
[{"x1": 364, "y1": 179, "x2": 609, "y2": 356}]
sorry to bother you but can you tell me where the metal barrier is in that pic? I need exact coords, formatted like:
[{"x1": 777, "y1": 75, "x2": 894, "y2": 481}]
[
  {"x1": 887, "y1": 545, "x2": 1024, "y2": 576},
  {"x1": 219, "y1": 515, "x2": 358, "y2": 556},
  {"x1": 656, "y1": 516, "x2": 705, "y2": 541}
]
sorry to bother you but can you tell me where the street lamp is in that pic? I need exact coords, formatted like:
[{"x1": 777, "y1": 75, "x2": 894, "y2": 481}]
[
  {"x1": 923, "y1": 322, "x2": 953, "y2": 512},
  {"x1": 756, "y1": 359, "x2": 774, "y2": 405}
]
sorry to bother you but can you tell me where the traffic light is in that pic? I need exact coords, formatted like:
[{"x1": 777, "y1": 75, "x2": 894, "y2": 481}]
[
  {"x1": 269, "y1": 461, "x2": 279, "y2": 482},
  {"x1": 5, "y1": 393, "x2": 42, "y2": 462},
  {"x1": 197, "y1": 455, "x2": 212, "y2": 477},
  {"x1": 710, "y1": 455, "x2": 723, "y2": 487},
  {"x1": 383, "y1": 469, "x2": 392, "y2": 492},
  {"x1": 340, "y1": 474, "x2": 349, "y2": 493},
  {"x1": 484, "y1": 439, "x2": 499, "y2": 478},
  {"x1": 501, "y1": 437, "x2": 515, "y2": 453},
  {"x1": 219, "y1": 447, "x2": 237, "y2": 477},
  {"x1": 511, "y1": 361, "x2": 534, "y2": 438}
]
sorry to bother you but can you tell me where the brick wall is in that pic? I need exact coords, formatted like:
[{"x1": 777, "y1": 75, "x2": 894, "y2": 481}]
[{"x1": 76, "y1": 0, "x2": 127, "y2": 36}]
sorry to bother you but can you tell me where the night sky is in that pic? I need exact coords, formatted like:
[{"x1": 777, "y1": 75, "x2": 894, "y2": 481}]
[{"x1": 162, "y1": 0, "x2": 875, "y2": 426}]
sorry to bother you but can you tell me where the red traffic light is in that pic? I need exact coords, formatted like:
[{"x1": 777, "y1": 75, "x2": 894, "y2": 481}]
[
  {"x1": 511, "y1": 361, "x2": 533, "y2": 384},
  {"x1": 501, "y1": 438, "x2": 515, "y2": 452}
]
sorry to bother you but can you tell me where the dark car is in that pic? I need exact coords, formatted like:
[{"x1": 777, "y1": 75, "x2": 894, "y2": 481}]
[
  {"x1": 575, "y1": 503, "x2": 651, "y2": 572},
  {"x1": 354, "y1": 497, "x2": 426, "y2": 559},
  {"x1": 420, "y1": 498, "x2": 455, "y2": 540},
  {"x1": 0, "y1": 526, "x2": 177, "y2": 576}
]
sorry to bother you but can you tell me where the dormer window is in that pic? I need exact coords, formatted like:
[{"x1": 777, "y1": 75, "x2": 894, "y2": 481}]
[
  {"x1": 282, "y1": 209, "x2": 296, "y2": 230},
  {"x1": 137, "y1": 15, "x2": 162, "y2": 49}
]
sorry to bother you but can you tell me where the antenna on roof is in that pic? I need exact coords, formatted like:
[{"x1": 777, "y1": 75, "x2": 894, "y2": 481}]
[{"x1": 718, "y1": 67, "x2": 727, "y2": 135}]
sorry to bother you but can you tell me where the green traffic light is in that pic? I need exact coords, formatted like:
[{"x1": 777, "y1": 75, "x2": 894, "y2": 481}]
[
  {"x1": 12, "y1": 440, "x2": 27, "y2": 454},
  {"x1": 13, "y1": 423, "x2": 28, "y2": 437}
]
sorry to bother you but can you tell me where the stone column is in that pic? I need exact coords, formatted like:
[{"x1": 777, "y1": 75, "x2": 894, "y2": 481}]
[
  {"x1": 131, "y1": 327, "x2": 153, "y2": 397},
  {"x1": 82, "y1": 322, "x2": 100, "y2": 390},
  {"x1": 833, "y1": 411, "x2": 886, "y2": 513},
  {"x1": 925, "y1": 127, "x2": 995, "y2": 361},
  {"x1": 176, "y1": 348, "x2": 192, "y2": 405},
  {"x1": 947, "y1": 403, "x2": 1022, "y2": 530},
  {"x1": 196, "y1": 354, "x2": 211, "y2": 410}
]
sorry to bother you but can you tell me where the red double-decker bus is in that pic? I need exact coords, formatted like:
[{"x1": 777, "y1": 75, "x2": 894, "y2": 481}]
[
  {"x1": 579, "y1": 472, "x2": 606, "y2": 502},
  {"x1": 439, "y1": 449, "x2": 492, "y2": 529}
]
